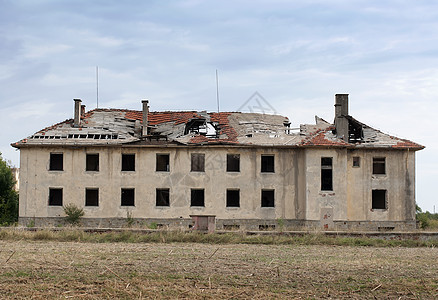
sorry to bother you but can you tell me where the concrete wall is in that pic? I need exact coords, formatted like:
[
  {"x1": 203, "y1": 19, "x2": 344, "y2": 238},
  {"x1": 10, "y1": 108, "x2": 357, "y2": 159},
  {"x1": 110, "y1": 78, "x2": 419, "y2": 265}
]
[
  {"x1": 303, "y1": 148, "x2": 348, "y2": 221},
  {"x1": 346, "y1": 149, "x2": 416, "y2": 222},
  {"x1": 18, "y1": 145, "x2": 417, "y2": 230},
  {"x1": 19, "y1": 146, "x2": 298, "y2": 221},
  {"x1": 302, "y1": 148, "x2": 416, "y2": 223}
]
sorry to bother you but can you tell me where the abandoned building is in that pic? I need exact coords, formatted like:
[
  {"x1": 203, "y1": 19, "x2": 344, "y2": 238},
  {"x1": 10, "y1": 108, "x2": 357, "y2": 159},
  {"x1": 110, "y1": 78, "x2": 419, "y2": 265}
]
[{"x1": 12, "y1": 94, "x2": 424, "y2": 231}]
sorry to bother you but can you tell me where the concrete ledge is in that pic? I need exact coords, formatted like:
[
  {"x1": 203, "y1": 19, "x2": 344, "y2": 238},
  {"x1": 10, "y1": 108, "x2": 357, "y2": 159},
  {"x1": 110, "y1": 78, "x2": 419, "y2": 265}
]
[{"x1": 18, "y1": 217, "x2": 417, "y2": 232}]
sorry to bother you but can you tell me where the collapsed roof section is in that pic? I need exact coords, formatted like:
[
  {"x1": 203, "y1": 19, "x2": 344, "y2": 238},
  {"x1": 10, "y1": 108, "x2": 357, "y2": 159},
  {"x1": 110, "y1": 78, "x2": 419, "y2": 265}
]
[{"x1": 11, "y1": 96, "x2": 424, "y2": 151}]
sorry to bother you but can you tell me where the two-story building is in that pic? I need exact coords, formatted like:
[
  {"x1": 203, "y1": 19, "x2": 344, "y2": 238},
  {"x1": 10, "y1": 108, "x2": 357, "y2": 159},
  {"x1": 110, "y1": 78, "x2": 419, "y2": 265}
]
[{"x1": 12, "y1": 94, "x2": 424, "y2": 230}]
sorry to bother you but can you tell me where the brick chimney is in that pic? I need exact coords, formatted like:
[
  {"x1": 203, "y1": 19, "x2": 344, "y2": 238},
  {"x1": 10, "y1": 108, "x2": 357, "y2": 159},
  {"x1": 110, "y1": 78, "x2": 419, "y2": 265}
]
[
  {"x1": 334, "y1": 94, "x2": 349, "y2": 142},
  {"x1": 142, "y1": 99, "x2": 149, "y2": 136},
  {"x1": 74, "y1": 99, "x2": 82, "y2": 127}
]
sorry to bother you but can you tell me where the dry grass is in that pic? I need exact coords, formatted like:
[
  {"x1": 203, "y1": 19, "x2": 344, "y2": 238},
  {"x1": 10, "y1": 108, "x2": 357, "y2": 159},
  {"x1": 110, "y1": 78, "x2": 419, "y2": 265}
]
[
  {"x1": 1, "y1": 229, "x2": 437, "y2": 247},
  {"x1": 0, "y1": 238, "x2": 437, "y2": 299}
]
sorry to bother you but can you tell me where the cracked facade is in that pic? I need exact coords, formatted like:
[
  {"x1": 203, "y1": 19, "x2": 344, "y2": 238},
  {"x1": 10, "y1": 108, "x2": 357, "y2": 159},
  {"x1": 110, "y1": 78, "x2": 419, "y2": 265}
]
[{"x1": 12, "y1": 94, "x2": 424, "y2": 230}]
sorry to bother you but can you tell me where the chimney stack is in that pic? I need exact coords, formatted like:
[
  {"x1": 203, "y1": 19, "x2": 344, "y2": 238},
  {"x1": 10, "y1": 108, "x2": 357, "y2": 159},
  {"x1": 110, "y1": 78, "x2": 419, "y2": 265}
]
[
  {"x1": 81, "y1": 104, "x2": 86, "y2": 117},
  {"x1": 74, "y1": 99, "x2": 82, "y2": 127},
  {"x1": 334, "y1": 94, "x2": 349, "y2": 142},
  {"x1": 142, "y1": 99, "x2": 149, "y2": 136}
]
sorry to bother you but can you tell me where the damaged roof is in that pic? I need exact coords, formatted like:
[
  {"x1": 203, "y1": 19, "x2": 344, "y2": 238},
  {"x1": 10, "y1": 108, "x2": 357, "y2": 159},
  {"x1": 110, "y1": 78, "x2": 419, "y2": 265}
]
[{"x1": 11, "y1": 107, "x2": 424, "y2": 150}]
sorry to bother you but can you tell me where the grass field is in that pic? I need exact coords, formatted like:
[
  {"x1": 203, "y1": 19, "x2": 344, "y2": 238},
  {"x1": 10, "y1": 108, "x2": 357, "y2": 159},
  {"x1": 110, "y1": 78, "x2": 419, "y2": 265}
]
[{"x1": 0, "y1": 231, "x2": 437, "y2": 299}]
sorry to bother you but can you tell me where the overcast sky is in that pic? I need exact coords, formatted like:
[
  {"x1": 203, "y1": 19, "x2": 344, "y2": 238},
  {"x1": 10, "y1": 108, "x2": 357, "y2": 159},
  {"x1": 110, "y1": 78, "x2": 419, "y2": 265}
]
[{"x1": 1, "y1": 0, "x2": 437, "y2": 211}]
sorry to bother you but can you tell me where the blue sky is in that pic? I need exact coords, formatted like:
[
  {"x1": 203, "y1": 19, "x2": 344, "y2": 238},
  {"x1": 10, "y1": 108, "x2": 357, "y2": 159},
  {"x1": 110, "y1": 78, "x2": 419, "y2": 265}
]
[{"x1": 1, "y1": 0, "x2": 437, "y2": 211}]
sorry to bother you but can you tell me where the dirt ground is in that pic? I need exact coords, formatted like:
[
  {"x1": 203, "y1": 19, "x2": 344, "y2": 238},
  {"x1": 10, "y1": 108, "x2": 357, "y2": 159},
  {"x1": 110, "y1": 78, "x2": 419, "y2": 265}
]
[{"x1": 0, "y1": 240, "x2": 437, "y2": 299}]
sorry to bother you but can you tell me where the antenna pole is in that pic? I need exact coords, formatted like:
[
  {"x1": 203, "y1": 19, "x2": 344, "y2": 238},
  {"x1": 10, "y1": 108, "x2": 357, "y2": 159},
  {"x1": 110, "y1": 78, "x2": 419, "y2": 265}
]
[
  {"x1": 96, "y1": 66, "x2": 99, "y2": 108},
  {"x1": 216, "y1": 69, "x2": 220, "y2": 113}
]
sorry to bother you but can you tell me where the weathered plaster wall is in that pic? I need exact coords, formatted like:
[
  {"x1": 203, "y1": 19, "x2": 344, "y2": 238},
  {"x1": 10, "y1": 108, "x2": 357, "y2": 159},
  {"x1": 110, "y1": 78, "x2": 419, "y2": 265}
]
[
  {"x1": 18, "y1": 145, "x2": 417, "y2": 230},
  {"x1": 346, "y1": 149, "x2": 416, "y2": 222},
  {"x1": 301, "y1": 148, "x2": 416, "y2": 224},
  {"x1": 19, "y1": 146, "x2": 298, "y2": 221},
  {"x1": 303, "y1": 148, "x2": 348, "y2": 221}
]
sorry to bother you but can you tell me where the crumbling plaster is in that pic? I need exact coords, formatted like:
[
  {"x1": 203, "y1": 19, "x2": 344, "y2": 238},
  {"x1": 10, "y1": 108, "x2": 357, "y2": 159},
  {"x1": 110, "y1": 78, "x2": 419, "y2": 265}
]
[
  {"x1": 19, "y1": 144, "x2": 416, "y2": 229},
  {"x1": 19, "y1": 146, "x2": 299, "y2": 221}
]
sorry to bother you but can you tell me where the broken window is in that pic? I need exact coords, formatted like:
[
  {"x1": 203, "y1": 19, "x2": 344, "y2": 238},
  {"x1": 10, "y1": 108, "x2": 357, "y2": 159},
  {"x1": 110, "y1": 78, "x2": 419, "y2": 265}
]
[
  {"x1": 49, "y1": 153, "x2": 63, "y2": 171},
  {"x1": 122, "y1": 154, "x2": 135, "y2": 171},
  {"x1": 227, "y1": 154, "x2": 240, "y2": 172},
  {"x1": 261, "y1": 155, "x2": 275, "y2": 173},
  {"x1": 321, "y1": 157, "x2": 333, "y2": 191},
  {"x1": 373, "y1": 157, "x2": 385, "y2": 175},
  {"x1": 353, "y1": 156, "x2": 360, "y2": 167},
  {"x1": 184, "y1": 119, "x2": 218, "y2": 137},
  {"x1": 191, "y1": 189, "x2": 205, "y2": 207},
  {"x1": 48, "y1": 188, "x2": 63, "y2": 206},
  {"x1": 156, "y1": 154, "x2": 170, "y2": 172},
  {"x1": 156, "y1": 188, "x2": 170, "y2": 207},
  {"x1": 86, "y1": 154, "x2": 99, "y2": 171},
  {"x1": 226, "y1": 189, "x2": 240, "y2": 207},
  {"x1": 121, "y1": 188, "x2": 135, "y2": 206},
  {"x1": 261, "y1": 190, "x2": 275, "y2": 207},
  {"x1": 185, "y1": 119, "x2": 206, "y2": 134},
  {"x1": 85, "y1": 188, "x2": 99, "y2": 206},
  {"x1": 372, "y1": 189, "x2": 387, "y2": 209},
  {"x1": 191, "y1": 153, "x2": 205, "y2": 172},
  {"x1": 347, "y1": 117, "x2": 363, "y2": 143}
]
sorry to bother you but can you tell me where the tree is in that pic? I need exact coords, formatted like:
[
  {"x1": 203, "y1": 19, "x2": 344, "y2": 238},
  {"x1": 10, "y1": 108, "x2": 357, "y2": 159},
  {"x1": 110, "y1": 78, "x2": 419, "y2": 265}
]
[{"x1": 0, "y1": 153, "x2": 18, "y2": 225}]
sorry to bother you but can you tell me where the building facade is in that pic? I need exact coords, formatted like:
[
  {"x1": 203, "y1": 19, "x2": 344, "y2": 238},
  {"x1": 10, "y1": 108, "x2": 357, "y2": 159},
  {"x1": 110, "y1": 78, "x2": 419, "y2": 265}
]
[{"x1": 12, "y1": 95, "x2": 424, "y2": 230}]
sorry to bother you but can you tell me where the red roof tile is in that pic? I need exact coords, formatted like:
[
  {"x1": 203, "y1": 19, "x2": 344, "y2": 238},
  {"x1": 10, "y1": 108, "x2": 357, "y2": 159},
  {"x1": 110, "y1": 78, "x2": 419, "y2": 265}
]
[
  {"x1": 148, "y1": 111, "x2": 201, "y2": 125},
  {"x1": 392, "y1": 140, "x2": 424, "y2": 150},
  {"x1": 299, "y1": 127, "x2": 350, "y2": 147},
  {"x1": 188, "y1": 112, "x2": 238, "y2": 144}
]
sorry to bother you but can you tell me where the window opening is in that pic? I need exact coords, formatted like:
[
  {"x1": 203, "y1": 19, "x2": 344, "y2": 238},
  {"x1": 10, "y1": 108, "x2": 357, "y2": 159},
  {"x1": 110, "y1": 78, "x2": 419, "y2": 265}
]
[
  {"x1": 86, "y1": 154, "x2": 99, "y2": 171},
  {"x1": 261, "y1": 155, "x2": 274, "y2": 173},
  {"x1": 156, "y1": 189, "x2": 170, "y2": 207},
  {"x1": 191, "y1": 189, "x2": 205, "y2": 206},
  {"x1": 121, "y1": 188, "x2": 135, "y2": 206},
  {"x1": 156, "y1": 154, "x2": 170, "y2": 172},
  {"x1": 261, "y1": 189, "x2": 275, "y2": 207},
  {"x1": 227, "y1": 154, "x2": 240, "y2": 172},
  {"x1": 49, "y1": 188, "x2": 63, "y2": 206},
  {"x1": 191, "y1": 153, "x2": 205, "y2": 172},
  {"x1": 226, "y1": 189, "x2": 240, "y2": 207},
  {"x1": 321, "y1": 157, "x2": 333, "y2": 191},
  {"x1": 373, "y1": 157, "x2": 385, "y2": 175},
  {"x1": 85, "y1": 188, "x2": 99, "y2": 206},
  {"x1": 353, "y1": 156, "x2": 360, "y2": 167},
  {"x1": 50, "y1": 153, "x2": 63, "y2": 171},
  {"x1": 372, "y1": 189, "x2": 387, "y2": 209},
  {"x1": 122, "y1": 154, "x2": 135, "y2": 171}
]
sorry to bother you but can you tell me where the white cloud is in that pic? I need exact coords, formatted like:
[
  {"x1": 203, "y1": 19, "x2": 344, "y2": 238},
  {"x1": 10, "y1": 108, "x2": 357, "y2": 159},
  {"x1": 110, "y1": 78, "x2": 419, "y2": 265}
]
[{"x1": 23, "y1": 43, "x2": 71, "y2": 59}]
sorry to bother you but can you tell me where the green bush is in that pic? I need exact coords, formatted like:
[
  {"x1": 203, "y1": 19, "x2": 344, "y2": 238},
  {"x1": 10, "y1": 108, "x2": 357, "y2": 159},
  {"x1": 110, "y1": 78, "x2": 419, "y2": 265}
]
[
  {"x1": 417, "y1": 213, "x2": 430, "y2": 229},
  {"x1": 63, "y1": 203, "x2": 84, "y2": 225},
  {"x1": 0, "y1": 153, "x2": 19, "y2": 226},
  {"x1": 415, "y1": 204, "x2": 438, "y2": 230}
]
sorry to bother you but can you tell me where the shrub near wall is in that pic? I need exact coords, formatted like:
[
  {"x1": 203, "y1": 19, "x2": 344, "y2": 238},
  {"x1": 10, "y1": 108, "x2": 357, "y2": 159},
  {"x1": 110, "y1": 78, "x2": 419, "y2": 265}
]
[{"x1": 0, "y1": 153, "x2": 18, "y2": 226}]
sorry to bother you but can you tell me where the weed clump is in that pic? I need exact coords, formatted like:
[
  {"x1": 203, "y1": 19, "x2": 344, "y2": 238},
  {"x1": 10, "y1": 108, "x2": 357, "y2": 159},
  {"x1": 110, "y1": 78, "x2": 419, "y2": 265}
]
[{"x1": 63, "y1": 204, "x2": 84, "y2": 225}]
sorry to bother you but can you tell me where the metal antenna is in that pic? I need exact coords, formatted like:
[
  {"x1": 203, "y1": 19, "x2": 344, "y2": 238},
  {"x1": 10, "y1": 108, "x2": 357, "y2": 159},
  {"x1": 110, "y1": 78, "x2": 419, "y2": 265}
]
[
  {"x1": 96, "y1": 66, "x2": 99, "y2": 108},
  {"x1": 216, "y1": 69, "x2": 220, "y2": 113}
]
